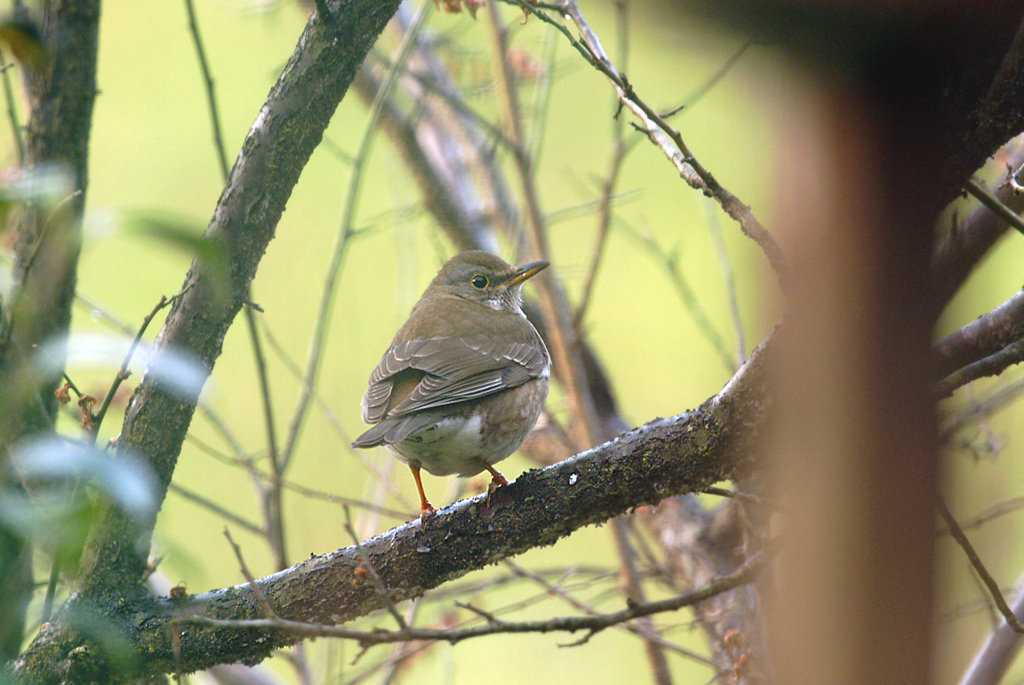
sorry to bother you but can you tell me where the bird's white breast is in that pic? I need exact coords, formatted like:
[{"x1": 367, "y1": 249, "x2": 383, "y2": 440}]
[{"x1": 386, "y1": 413, "x2": 487, "y2": 477}]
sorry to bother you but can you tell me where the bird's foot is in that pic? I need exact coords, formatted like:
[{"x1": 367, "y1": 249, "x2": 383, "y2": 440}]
[
  {"x1": 474, "y1": 459, "x2": 509, "y2": 508},
  {"x1": 419, "y1": 501, "x2": 437, "y2": 528},
  {"x1": 486, "y1": 473, "x2": 509, "y2": 509}
]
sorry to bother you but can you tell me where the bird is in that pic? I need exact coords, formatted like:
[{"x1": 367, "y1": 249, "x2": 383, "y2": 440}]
[{"x1": 352, "y1": 251, "x2": 551, "y2": 522}]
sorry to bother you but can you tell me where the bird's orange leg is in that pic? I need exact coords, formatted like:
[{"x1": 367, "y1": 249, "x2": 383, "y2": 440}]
[
  {"x1": 474, "y1": 458, "x2": 508, "y2": 507},
  {"x1": 474, "y1": 458, "x2": 509, "y2": 486},
  {"x1": 409, "y1": 464, "x2": 437, "y2": 524}
]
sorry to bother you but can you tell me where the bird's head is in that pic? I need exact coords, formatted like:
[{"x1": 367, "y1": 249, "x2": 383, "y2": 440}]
[{"x1": 429, "y1": 251, "x2": 549, "y2": 313}]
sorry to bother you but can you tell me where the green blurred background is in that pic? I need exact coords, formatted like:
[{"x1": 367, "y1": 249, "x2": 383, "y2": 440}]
[{"x1": 5, "y1": 0, "x2": 1024, "y2": 681}]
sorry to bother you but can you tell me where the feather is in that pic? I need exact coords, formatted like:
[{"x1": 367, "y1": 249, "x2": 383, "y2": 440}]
[{"x1": 359, "y1": 335, "x2": 548, "y2": 426}]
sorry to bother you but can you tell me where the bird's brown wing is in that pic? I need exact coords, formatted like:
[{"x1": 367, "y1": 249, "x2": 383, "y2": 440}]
[{"x1": 360, "y1": 336, "x2": 547, "y2": 425}]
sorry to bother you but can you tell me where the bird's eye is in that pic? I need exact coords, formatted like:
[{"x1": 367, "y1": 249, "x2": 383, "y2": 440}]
[{"x1": 471, "y1": 274, "x2": 489, "y2": 289}]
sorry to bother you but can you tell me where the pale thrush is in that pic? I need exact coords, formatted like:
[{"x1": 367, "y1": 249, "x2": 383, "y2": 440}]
[{"x1": 352, "y1": 251, "x2": 551, "y2": 519}]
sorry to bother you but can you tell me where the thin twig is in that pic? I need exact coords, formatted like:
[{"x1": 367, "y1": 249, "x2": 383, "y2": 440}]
[
  {"x1": 574, "y1": 137, "x2": 626, "y2": 328},
  {"x1": 185, "y1": 0, "x2": 289, "y2": 573},
  {"x1": 223, "y1": 528, "x2": 277, "y2": 618},
  {"x1": 573, "y1": 0, "x2": 629, "y2": 331},
  {"x1": 279, "y1": 0, "x2": 432, "y2": 473},
  {"x1": 183, "y1": 0, "x2": 230, "y2": 180},
  {"x1": 940, "y1": 497, "x2": 1024, "y2": 536},
  {"x1": 545, "y1": 189, "x2": 640, "y2": 225},
  {"x1": 611, "y1": 517, "x2": 674, "y2": 684},
  {"x1": 377, "y1": 602, "x2": 422, "y2": 685},
  {"x1": 702, "y1": 486, "x2": 769, "y2": 508},
  {"x1": 258, "y1": 317, "x2": 355, "y2": 445},
  {"x1": 485, "y1": 0, "x2": 603, "y2": 448},
  {"x1": 91, "y1": 283, "x2": 194, "y2": 442},
  {"x1": 959, "y1": 566, "x2": 1024, "y2": 685},
  {"x1": 965, "y1": 177, "x2": 1024, "y2": 237},
  {"x1": 41, "y1": 554, "x2": 62, "y2": 623},
  {"x1": 618, "y1": 220, "x2": 735, "y2": 373},
  {"x1": 245, "y1": 303, "x2": 286, "y2": 570},
  {"x1": 941, "y1": 375, "x2": 1024, "y2": 439},
  {"x1": 168, "y1": 482, "x2": 264, "y2": 536},
  {"x1": 503, "y1": 559, "x2": 716, "y2": 665},
  {"x1": 934, "y1": 340, "x2": 1024, "y2": 398},
  {"x1": 507, "y1": 0, "x2": 787, "y2": 280},
  {"x1": 663, "y1": 40, "x2": 753, "y2": 118},
  {"x1": 937, "y1": 496, "x2": 1024, "y2": 633},
  {"x1": 527, "y1": 18, "x2": 559, "y2": 167},
  {"x1": 18, "y1": 189, "x2": 82, "y2": 280},
  {"x1": 703, "y1": 198, "x2": 746, "y2": 364},
  {"x1": 342, "y1": 505, "x2": 407, "y2": 630},
  {"x1": 364, "y1": 47, "x2": 518, "y2": 152},
  {"x1": 0, "y1": 52, "x2": 24, "y2": 164},
  {"x1": 182, "y1": 430, "x2": 414, "y2": 519}
]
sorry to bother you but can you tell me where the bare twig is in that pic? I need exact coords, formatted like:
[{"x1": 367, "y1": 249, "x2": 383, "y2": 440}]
[
  {"x1": 527, "y1": 19, "x2": 559, "y2": 166},
  {"x1": 181, "y1": 430, "x2": 414, "y2": 520},
  {"x1": 223, "y1": 528, "x2": 277, "y2": 618},
  {"x1": 935, "y1": 341, "x2": 1024, "y2": 398},
  {"x1": 502, "y1": 559, "x2": 717, "y2": 666},
  {"x1": 611, "y1": 517, "x2": 674, "y2": 684},
  {"x1": 545, "y1": 190, "x2": 639, "y2": 225},
  {"x1": 703, "y1": 486, "x2": 769, "y2": 508},
  {"x1": 943, "y1": 498, "x2": 1024, "y2": 536},
  {"x1": 505, "y1": 0, "x2": 787, "y2": 280},
  {"x1": 0, "y1": 52, "x2": 23, "y2": 163},
  {"x1": 279, "y1": 0, "x2": 432, "y2": 473},
  {"x1": 244, "y1": 302, "x2": 286, "y2": 570},
  {"x1": 168, "y1": 482, "x2": 263, "y2": 536},
  {"x1": 959, "y1": 567, "x2": 1024, "y2": 685},
  {"x1": 964, "y1": 177, "x2": 1024, "y2": 237},
  {"x1": 573, "y1": 136, "x2": 626, "y2": 328},
  {"x1": 485, "y1": 0, "x2": 603, "y2": 448},
  {"x1": 941, "y1": 375, "x2": 1024, "y2": 441},
  {"x1": 618, "y1": 220, "x2": 735, "y2": 373},
  {"x1": 91, "y1": 283, "x2": 194, "y2": 442},
  {"x1": 665, "y1": 40, "x2": 753, "y2": 118},
  {"x1": 17, "y1": 189, "x2": 82, "y2": 281},
  {"x1": 184, "y1": 0, "x2": 288, "y2": 573},
  {"x1": 342, "y1": 505, "x2": 407, "y2": 630},
  {"x1": 937, "y1": 497, "x2": 1024, "y2": 633},
  {"x1": 183, "y1": 0, "x2": 230, "y2": 180},
  {"x1": 704, "y1": 198, "x2": 746, "y2": 364}
]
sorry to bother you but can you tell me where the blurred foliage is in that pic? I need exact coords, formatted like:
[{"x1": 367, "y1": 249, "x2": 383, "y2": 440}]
[{"x1": 2, "y1": 438, "x2": 157, "y2": 574}]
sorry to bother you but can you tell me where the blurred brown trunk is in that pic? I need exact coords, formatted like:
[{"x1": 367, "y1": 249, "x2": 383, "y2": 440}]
[{"x1": 765, "y1": 72, "x2": 939, "y2": 683}]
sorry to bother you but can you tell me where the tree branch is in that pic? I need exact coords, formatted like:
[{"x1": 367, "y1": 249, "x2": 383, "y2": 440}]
[
  {"x1": 931, "y1": 141, "x2": 1024, "y2": 308},
  {"x1": 933, "y1": 290, "x2": 1024, "y2": 396},
  {"x1": 937, "y1": 497, "x2": 1024, "y2": 633},
  {"x1": 13, "y1": 328, "x2": 775, "y2": 680},
  {"x1": 178, "y1": 550, "x2": 765, "y2": 648}
]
